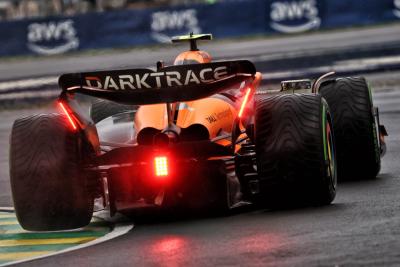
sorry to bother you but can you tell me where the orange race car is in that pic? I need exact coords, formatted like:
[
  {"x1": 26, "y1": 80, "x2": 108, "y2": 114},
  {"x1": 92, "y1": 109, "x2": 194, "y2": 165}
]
[{"x1": 9, "y1": 34, "x2": 387, "y2": 231}]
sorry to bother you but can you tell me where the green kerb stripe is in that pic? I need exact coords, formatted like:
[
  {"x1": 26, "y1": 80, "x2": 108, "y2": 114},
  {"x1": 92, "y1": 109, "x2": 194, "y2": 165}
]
[
  {"x1": 0, "y1": 243, "x2": 74, "y2": 253},
  {"x1": 0, "y1": 213, "x2": 113, "y2": 266},
  {"x1": 0, "y1": 218, "x2": 17, "y2": 222},
  {"x1": 0, "y1": 230, "x2": 108, "y2": 240},
  {"x1": 0, "y1": 224, "x2": 22, "y2": 231},
  {"x1": 0, "y1": 221, "x2": 110, "y2": 232}
]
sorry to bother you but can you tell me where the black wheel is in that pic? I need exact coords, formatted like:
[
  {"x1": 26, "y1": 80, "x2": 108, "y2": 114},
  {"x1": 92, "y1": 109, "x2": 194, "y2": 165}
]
[
  {"x1": 10, "y1": 114, "x2": 94, "y2": 231},
  {"x1": 90, "y1": 99, "x2": 137, "y2": 123},
  {"x1": 254, "y1": 94, "x2": 336, "y2": 207},
  {"x1": 319, "y1": 77, "x2": 380, "y2": 180}
]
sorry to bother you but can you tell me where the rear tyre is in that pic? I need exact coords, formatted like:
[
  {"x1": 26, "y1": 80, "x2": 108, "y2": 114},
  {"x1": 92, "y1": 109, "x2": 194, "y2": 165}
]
[
  {"x1": 10, "y1": 114, "x2": 94, "y2": 231},
  {"x1": 319, "y1": 77, "x2": 380, "y2": 180},
  {"x1": 90, "y1": 99, "x2": 137, "y2": 123},
  {"x1": 255, "y1": 94, "x2": 336, "y2": 207}
]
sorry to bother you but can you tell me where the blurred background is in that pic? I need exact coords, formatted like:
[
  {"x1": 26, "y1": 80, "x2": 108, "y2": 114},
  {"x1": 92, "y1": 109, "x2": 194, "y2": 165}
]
[
  {"x1": 0, "y1": 0, "x2": 399, "y2": 58},
  {"x1": 0, "y1": 0, "x2": 398, "y2": 106},
  {"x1": 0, "y1": 0, "x2": 221, "y2": 20}
]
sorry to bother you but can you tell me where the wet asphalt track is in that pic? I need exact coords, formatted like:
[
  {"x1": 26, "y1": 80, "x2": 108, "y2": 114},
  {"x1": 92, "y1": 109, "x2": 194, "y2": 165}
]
[
  {"x1": 1, "y1": 25, "x2": 400, "y2": 266},
  {"x1": 0, "y1": 72, "x2": 398, "y2": 266}
]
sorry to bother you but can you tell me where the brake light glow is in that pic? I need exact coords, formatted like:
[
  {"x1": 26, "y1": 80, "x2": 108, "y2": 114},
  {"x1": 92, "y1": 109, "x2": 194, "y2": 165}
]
[
  {"x1": 58, "y1": 101, "x2": 77, "y2": 131},
  {"x1": 154, "y1": 156, "x2": 168, "y2": 177},
  {"x1": 238, "y1": 87, "x2": 252, "y2": 118}
]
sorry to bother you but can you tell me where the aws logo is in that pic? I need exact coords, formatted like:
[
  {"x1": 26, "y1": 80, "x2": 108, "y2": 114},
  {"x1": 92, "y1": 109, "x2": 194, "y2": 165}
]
[
  {"x1": 151, "y1": 9, "x2": 201, "y2": 43},
  {"x1": 27, "y1": 19, "x2": 79, "y2": 55},
  {"x1": 394, "y1": 0, "x2": 400, "y2": 18},
  {"x1": 270, "y1": 0, "x2": 321, "y2": 33}
]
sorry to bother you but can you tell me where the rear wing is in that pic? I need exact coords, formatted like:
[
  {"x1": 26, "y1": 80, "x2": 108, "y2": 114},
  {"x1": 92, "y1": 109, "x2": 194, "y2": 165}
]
[
  {"x1": 58, "y1": 60, "x2": 256, "y2": 105},
  {"x1": 57, "y1": 60, "x2": 257, "y2": 154}
]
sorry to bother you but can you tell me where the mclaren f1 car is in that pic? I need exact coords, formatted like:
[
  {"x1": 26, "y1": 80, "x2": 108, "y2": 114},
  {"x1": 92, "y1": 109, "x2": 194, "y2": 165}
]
[{"x1": 9, "y1": 34, "x2": 387, "y2": 231}]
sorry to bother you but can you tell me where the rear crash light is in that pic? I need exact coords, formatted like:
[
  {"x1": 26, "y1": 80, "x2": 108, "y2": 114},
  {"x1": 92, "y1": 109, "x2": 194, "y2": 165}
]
[
  {"x1": 154, "y1": 156, "x2": 168, "y2": 177},
  {"x1": 58, "y1": 101, "x2": 77, "y2": 131},
  {"x1": 238, "y1": 87, "x2": 252, "y2": 118}
]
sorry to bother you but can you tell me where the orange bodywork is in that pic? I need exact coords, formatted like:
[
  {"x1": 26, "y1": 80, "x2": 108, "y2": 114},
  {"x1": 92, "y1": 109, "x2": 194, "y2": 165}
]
[
  {"x1": 134, "y1": 47, "x2": 262, "y2": 147},
  {"x1": 135, "y1": 97, "x2": 236, "y2": 139}
]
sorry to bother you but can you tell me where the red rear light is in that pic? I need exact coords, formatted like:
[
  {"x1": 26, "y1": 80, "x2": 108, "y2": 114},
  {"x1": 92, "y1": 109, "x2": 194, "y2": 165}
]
[
  {"x1": 154, "y1": 156, "x2": 168, "y2": 177},
  {"x1": 58, "y1": 101, "x2": 78, "y2": 131},
  {"x1": 238, "y1": 87, "x2": 252, "y2": 118}
]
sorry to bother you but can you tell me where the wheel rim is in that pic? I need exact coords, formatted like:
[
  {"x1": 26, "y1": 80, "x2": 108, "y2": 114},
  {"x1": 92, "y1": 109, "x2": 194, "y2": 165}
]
[{"x1": 326, "y1": 119, "x2": 337, "y2": 189}]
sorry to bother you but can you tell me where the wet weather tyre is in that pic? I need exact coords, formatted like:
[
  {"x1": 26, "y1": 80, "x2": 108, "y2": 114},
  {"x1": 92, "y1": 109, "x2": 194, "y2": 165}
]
[
  {"x1": 319, "y1": 77, "x2": 380, "y2": 180},
  {"x1": 90, "y1": 99, "x2": 137, "y2": 123},
  {"x1": 254, "y1": 94, "x2": 337, "y2": 207},
  {"x1": 10, "y1": 114, "x2": 94, "y2": 231}
]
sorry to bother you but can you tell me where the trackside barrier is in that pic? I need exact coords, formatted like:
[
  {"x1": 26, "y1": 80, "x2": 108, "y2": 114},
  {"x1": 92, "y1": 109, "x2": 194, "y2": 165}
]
[{"x1": 0, "y1": 0, "x2": 399, "y2": 57}]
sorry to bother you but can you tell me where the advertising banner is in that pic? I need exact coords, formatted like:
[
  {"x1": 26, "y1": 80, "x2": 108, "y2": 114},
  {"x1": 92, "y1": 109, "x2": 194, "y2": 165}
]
[{"x1": 0, "y1": 0, "x2": 399, "y2": 57}]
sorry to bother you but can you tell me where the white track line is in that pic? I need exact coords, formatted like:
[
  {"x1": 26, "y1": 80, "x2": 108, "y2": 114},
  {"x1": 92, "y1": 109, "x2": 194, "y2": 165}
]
[
  {"x1": 1, "y1": 55, "x2": 400, "y2": 101},
  {"x1": 0, "y1": 207, "x2": 14, "y2": 212},
  {"x1": 0, "y1": 208, "x2": 134, "y2": 267},
  {"x1": 262, "y1": 55, "x2": 400, "y2": 81},
  {"x1": 0, "y1": 90, "x2": 58, "y2": 100},
  {"x1": 0, "y1": 77, "x2": 57, "y2": 91}
]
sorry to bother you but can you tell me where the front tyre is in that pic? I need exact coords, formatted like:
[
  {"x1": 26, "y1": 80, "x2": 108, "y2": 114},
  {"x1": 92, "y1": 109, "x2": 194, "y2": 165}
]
[
  {"x1": 10, "y1": 114, "x2": 94, "y2": 231},
  {"x1": 255, "y1": 94, "x2": 337, "y2": 207},
  {"x1": 319, "y1": 77, "x2": 380, "y2": 180}
]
